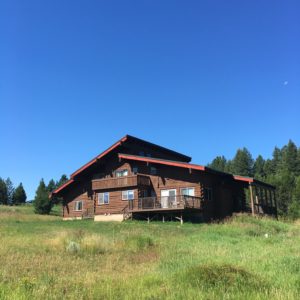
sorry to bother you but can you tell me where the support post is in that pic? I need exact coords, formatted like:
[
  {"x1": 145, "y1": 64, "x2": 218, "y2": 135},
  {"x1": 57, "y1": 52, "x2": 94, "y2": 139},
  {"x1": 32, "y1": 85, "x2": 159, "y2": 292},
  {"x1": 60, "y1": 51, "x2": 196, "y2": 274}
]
[
  {"x1": 273, "y1": 190, "x2": 278, "y2": 219},
  {"x1": 181, "y1": 214, "x2": 183, "y2": 225},
  {"x1": 162, "y1": 215, "x2": 165, "y2": 223},
  {"x1": 249, "y1": 183, "x2": 255, "y2": 216}
]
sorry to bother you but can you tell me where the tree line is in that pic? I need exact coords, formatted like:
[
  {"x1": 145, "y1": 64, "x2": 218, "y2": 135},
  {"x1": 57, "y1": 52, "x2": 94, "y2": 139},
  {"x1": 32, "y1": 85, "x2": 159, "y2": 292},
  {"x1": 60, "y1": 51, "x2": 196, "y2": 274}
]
[
  {"x1": 0, "y1": 175, "x2": 68, "y2": 214},
  {"x1": 0, "y1": 178, "x2": 27, "y2": 205},
  {"x1": 208, "y1": 139, "x2": 300, "y2": 218}
]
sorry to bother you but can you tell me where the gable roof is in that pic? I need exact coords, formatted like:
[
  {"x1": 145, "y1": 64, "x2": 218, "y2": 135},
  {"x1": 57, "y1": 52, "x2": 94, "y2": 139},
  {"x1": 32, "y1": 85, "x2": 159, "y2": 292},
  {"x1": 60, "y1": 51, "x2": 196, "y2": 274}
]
[{"x1": 52, "y1": 135, "x2": 191, "y2": 195}]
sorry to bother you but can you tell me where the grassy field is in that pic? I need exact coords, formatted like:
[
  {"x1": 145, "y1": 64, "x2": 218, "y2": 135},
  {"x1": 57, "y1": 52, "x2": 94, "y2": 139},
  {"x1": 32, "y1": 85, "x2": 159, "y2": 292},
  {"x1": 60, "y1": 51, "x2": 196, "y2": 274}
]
[{"x1": 0, "y1": 206, "x2": 299, "y2": 299}]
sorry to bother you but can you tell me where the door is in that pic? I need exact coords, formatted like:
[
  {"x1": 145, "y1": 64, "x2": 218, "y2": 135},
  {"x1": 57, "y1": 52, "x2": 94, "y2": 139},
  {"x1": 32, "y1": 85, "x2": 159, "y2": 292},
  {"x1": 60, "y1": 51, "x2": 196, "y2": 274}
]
[{"x1": 160, "y1": 189, "x2": 176, "y2": 208}]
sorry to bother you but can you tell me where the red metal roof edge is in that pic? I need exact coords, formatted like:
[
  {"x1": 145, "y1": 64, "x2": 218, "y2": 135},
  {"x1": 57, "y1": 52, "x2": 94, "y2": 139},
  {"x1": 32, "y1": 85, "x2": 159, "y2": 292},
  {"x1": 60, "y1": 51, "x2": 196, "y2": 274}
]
[
  {"x1": 52, "y1": 179, "x2": 75, "y2": 195},
  {"x1": 118, "y1": 153, "x2": 205, "y2": 171},
  {"x1": 233, "y1": 175, "x2": 254, "y2": 183},
  {"x1": 70, "y1": 135, "x2": 128, "y2": 178}
]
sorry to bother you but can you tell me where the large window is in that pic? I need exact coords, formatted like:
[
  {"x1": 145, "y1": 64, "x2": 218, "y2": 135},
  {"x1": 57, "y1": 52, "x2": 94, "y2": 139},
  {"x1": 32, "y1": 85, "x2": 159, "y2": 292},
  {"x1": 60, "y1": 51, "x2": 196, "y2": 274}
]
[
  {"x1": 115, "y1": 169, "x2": 128, "y2": 177},
  {"x1": 181, "y1": 187, "x2": 195, "y2": 196},
  {"x1": 74, "y1": 201, "x2": 83, "y2": 211},
  {"x1": 98, "y1": 192, "x2": 110, "y2": 205},
  {"x1": 204, "y1": 188, "x2": 212, "y2": 201},
  {"x1": 122, "y1": 190, "x2": 134, "y2": 200}
]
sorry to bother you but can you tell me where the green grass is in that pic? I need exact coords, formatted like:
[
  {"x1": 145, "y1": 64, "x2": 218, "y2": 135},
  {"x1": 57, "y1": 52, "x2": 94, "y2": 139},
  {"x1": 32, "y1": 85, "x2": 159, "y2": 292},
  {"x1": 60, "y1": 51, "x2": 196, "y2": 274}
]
[{"x1": 0, "y1": 205, "x2": 299, "y2": 299}]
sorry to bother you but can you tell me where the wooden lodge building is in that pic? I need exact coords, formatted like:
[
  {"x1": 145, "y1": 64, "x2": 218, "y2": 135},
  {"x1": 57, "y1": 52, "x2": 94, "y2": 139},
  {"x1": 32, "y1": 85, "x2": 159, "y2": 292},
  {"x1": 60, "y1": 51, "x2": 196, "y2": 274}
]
[{"x1": 51, "y1": 135, "x2": 277, "y2": 222}]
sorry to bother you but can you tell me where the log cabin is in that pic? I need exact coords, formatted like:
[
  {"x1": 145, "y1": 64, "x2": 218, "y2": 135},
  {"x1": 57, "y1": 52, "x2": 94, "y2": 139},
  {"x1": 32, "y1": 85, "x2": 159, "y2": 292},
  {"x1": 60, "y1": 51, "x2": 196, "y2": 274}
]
[{"x1": 51, "y1": 135, "x2": 277, "y2": 222}]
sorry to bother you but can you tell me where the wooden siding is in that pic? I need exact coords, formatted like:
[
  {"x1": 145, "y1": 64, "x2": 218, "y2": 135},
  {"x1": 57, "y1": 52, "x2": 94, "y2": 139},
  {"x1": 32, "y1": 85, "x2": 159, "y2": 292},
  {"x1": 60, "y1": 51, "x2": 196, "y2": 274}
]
[{"x1": 94, "y1": 188, "x2": 138, "y2": 214}]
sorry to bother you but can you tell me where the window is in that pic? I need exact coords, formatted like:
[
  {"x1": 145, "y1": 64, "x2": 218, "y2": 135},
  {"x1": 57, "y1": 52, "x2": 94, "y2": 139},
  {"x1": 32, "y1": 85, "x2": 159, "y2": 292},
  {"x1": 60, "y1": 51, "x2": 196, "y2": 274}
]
[
  {"x1": 140, "y1": 190, "x2": 148, "y2": 197},
  {"x1": 122, "y1": 190, "x2": 134, "y2": 200},
  {"x1": 150, "y1": 167, "x2": 157, "y2": 175},
  {"x1": 146, "y1": 153, "x2": 152, "y2": 157},
  {"x1": 74, "y1": 201, "x2": 83, "y2": 211},
  {"x1": 181, "y1": 187, "x2": 195, "y2": 196},
  {"x1": 98, "y1": 192, "x2": 109, "y2": 205},
  {"x1": 132, "y1": 166, "x2": 138, "y2": 174},
  {"x1": 204, "y1": 188, "x2": 212, "y2": 201},
  {"x1": 115, "y1": 169, "x2": 128, "y2": 177},
  {"x1": 139, "y1": 151, "x2": 145, "y2": 156}
]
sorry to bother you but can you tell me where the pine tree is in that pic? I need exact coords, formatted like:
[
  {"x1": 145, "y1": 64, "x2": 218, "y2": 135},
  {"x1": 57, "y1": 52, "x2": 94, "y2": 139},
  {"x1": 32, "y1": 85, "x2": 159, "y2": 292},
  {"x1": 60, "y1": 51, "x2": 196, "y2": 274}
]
[
  {"x1": 207, "y1": 156, "x2": 227, "y2": 172},
  {"x1": 272, "y1": 147, "x2": 282, "y2": 173},
  {"x1": 254, "y1": 155, "x2": 265, "y2": 179},
  {"x1": 0, "y1": 178, "x2": 8, "y2": 205},
  {"x1": 288, "y1": 176, "x2": 300, "y2": 219},
  {"x1": 47, "y1": 179, "x2": 56, "y2": 193},
  {"x1": 56, "y1": 174, "x2": 68, "y2": 188},
  {"x1": 282, "y1": 140, "x2": 298, "y2": 174},
  {"x1": 12, "y1": 183, "x2": 27, "y2": 205},
  {"x1": 274, "y1": 170, "x2": 295, "y2": 215},
  {"x1": 5, "y1": 178, "x2": 14, "y2": 205},
  {"x1": 34, "y1": 179, "x2": 53, "y2": 214},
  {"x1": 231, "y1": 148, "x2": 254, "y2": 177}
]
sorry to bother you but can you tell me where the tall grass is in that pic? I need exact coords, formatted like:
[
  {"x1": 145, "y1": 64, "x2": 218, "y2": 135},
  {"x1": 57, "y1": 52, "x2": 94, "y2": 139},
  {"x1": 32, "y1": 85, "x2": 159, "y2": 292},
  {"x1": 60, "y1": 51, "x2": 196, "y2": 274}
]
[{"x1": 0, "y1": 205, "x2": 299, "y2": 299}]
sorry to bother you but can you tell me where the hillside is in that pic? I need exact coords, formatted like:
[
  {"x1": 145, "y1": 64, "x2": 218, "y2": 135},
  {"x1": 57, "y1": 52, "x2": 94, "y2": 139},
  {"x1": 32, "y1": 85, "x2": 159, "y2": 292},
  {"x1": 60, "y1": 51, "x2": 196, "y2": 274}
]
[{"x1": 0, "y1": 205, "x2": 299, "y2": 299}]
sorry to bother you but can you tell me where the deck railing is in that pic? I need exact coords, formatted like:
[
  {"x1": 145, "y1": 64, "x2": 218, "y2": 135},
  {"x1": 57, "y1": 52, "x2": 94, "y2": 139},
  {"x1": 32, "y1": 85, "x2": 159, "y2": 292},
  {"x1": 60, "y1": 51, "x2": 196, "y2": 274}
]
[
  {"x1": 128, "y1": 195, "x2": 202, "y2": 211},
  {"x1": 92, "y1": 174, "x2": 151, "y2": 190}
]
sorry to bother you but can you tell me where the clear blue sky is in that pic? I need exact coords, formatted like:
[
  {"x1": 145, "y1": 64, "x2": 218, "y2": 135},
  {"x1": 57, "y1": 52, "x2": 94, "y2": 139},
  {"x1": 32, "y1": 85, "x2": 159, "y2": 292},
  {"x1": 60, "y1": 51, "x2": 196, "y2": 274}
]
[{"x1": 0, "y1": 0, "x2": 299, "y2": 200}]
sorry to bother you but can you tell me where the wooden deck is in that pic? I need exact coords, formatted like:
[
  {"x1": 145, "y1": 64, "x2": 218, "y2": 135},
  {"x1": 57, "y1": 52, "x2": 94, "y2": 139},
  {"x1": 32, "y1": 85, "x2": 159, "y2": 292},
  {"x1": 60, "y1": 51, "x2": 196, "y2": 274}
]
[
  {"x1": 92, "y1": 174, "x2": 151, "y2": 190},
  {"x1": 127, "y1": 195, "x2": 203, "y2": 212}
]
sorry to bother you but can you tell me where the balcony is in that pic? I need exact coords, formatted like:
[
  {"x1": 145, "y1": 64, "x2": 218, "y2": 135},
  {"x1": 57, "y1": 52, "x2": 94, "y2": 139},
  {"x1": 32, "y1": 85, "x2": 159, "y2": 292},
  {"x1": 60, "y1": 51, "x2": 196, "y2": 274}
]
[
  {"x1": 127, "y1": 195, "x2": 203, "y2": 212},
  {"x1": 92, "y1": 174, "x2": 151, "y2": 190}
]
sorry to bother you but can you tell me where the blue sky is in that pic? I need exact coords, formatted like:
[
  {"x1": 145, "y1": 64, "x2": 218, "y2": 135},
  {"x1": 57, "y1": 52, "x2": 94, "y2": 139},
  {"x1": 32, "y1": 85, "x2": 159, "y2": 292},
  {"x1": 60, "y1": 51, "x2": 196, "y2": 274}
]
[{"x1": 0, "y1": 0, "x2": 299, "y2": 200}]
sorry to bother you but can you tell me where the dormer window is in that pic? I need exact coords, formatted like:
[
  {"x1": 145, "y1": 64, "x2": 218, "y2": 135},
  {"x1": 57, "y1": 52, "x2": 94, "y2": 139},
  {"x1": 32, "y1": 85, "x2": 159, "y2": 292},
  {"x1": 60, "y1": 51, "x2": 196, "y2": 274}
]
[{"x1": 115, "y1": 169, "x2": 128, "y2": 177}]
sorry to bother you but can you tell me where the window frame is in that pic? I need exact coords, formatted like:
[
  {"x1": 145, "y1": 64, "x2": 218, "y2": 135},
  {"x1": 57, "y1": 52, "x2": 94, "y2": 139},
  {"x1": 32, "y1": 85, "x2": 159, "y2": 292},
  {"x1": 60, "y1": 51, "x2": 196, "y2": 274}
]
[
  {"x1": 98, "y1": 192, "x2": 110, "y2": 205},
  {"x1": 204, "y1": 188, "x2": 213, "y2": 201},
  {"x1": 180, "y1": 187, "x2": 195, "y2": 196},
  {"x1": 122, "y1": 190, "x2": 134, "y2": 201},
  {"x1": 74, "y1": 200, "x2": 83, "y2": 211},
  {"x1": 150, "y1": 166, "x2": 157, "y2": 175},
  {"x1": 115, "y1": 169, "x2": 128, "y2": 177}
]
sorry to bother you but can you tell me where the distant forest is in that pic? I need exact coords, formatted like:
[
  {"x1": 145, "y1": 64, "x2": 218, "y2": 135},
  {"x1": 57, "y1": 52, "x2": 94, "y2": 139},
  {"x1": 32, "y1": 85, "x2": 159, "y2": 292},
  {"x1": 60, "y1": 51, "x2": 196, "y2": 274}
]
[{"x1": 207, "y1": 140, "x2": 300, "y2": 218}]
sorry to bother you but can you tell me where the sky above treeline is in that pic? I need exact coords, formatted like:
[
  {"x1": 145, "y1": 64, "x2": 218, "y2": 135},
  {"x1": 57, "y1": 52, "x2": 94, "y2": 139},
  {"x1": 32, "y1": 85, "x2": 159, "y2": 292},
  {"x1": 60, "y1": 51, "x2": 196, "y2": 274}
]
[{"x1": 0, "y1": 0, "x2": 299, "y2": 200}]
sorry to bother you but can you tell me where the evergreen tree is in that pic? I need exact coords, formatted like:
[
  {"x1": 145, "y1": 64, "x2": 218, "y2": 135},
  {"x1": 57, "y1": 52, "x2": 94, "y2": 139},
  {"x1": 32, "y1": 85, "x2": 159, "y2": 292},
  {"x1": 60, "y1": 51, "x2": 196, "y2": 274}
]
[
  {"x1": 225, "y1": 160, "x2": 233, "y2": 173},
  {"x1": 273, "y1": 170, "x2": 295, "y2": 215},
  {"x1": 231, "y1": 148, "x2": 254, "y2": 177},
  {"x1": 12, "y1": 183, "x2": 27, "y2": 205},
  {"x1": 47, "y1": 179, "x2": 56, "y2": 193},
  {"x1": 0, "y1": 178, "x2": 8, "y2": 205},
  {"x1": 281, "y1": 140, "x2": 298, "y2": 174},
  {"x1": 254, "y1": 155, "x2": 265, "y2": 179},
  {"x1": 34, "y1": 179, "x2": 53, "y2": 214},
  {"x1": 5, "y1": 178, "x2": 14, "y2": 205},
  {"x1": 207, "y1": 156, "x2": 227, "y2": 172},
  {"x1": 263, "y1": 159, "x2": 273, "y2": 177},
  {"x1": 271, "y1": 147, "x2": 282, "y2": 173},
  {"x1": 56, "y1": 174, "x2": 68, "y2": 188},
  {"x1": 288, "y1": 176, "x2": 300, "y2": 219}
]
